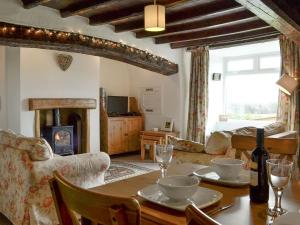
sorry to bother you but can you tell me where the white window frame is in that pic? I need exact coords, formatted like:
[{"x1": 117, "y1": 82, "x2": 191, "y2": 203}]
[{"x1": 222, "y1": 51, "x2": 280, "y2": 120}]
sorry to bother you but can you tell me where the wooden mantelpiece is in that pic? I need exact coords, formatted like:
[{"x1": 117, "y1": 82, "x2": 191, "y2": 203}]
[
  {"x1": 29, "y1": 98, "x2": 96, "y2": 110},
  {"x1": 28, "y1": 98, "x2": 96, "y2": 153}
]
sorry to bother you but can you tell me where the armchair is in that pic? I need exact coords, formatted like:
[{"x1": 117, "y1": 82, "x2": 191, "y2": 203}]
[{"x1": 0, "y1": 130, "x2": 110, "y2": 225}]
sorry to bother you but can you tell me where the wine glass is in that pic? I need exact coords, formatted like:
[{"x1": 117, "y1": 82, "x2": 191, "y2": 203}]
[
  {"x1": 266, "y1": 159, "x2": 293, "y2": 216},
  {"x1": 155, "y1": 144, "x2": 173, "y2": 178}
]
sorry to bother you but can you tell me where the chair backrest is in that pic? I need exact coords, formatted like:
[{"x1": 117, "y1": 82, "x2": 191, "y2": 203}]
[
  {"x1": 49, "y1": 171, "x2": 141, "y2": 225},
  {"x1": 185, "y1": 205, "x2": 221, "y2": 225},
  {"x1": 231, "y1": 134, "x2": 298, "y2": 160}
]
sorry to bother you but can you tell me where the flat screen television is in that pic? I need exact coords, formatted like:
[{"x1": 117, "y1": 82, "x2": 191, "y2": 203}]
[{"x1": 107, "y1": 96, "x2": 128, "y2": 115}]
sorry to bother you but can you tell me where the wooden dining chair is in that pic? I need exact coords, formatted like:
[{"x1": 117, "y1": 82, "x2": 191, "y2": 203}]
[
  {"x1": 231, "y1": 134, "x2": 298, "y2": 161},
  {"x1": 185, "y1": 205, "x2": 221, "y2": 225},
  {"x1": 49, "y1": 171, "x2": 141, "y2": 225}
]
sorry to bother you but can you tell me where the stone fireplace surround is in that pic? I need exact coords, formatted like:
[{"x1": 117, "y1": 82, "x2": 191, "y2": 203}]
[{"x1": 28, "y1": 98, "x2": 96, "y2": 153}]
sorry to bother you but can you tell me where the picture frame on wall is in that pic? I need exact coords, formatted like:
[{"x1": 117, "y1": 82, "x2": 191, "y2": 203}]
[{"x1": 161, "y1": 118, "x2": 174, "y2": 132}]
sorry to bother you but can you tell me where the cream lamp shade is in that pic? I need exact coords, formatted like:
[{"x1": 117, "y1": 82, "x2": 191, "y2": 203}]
[
  {"x1": 276, "y1": 74, "x2": 298, "y2": 95},
  {"x1": 144, "y1": 3, "x2": 165, "y2": 32}
]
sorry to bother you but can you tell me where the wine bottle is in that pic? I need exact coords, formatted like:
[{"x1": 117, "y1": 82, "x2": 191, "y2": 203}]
[{"x1": 250, "y1": 128, "x2": 269, "y2": 203}]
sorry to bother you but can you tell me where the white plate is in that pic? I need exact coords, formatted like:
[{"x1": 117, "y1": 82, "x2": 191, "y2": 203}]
[
  {"x1": 193, "y1": 167, "x2": 250, "y2": 187},
  {"x1": 273, "y1": 212, "x2": 300, "y2": 225},
  {"x1": 137, "y1": 184, "x2": 223, "y2": 212}
]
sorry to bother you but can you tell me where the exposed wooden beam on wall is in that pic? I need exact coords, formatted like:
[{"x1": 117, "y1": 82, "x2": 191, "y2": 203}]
[
  {"x1": 209, "y1": 34, "x2": 279, "y2": 49},
  {"x1": 156, "y1": 20, "x2": 269, "y2": 44},
  {"x1": 0, "y1": 22, "x2": 178, "y2": 76},
  {"x1": 135, "y1": 10, "x2": 255, "y2": 38},
  {"x1": 22, "y1": 0, "x2": 52, "y2": 9},
  {"x1": 89, "y1": 0, "x2": 187, "y2": 26},
  {"x1": 234, "y1": 0, "x2": 300, "y2": 44},
  {"x1": 114, "y1": 1, "x2": 241, "y2": 32},
  {"x1": 172, "y1": 27, "x2": 278, "y2": 48}
]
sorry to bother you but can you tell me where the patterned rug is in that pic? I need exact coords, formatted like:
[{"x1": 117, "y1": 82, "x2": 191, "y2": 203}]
[{"x1": 104, "y1": 161, "x2": 158, "y2": 183}]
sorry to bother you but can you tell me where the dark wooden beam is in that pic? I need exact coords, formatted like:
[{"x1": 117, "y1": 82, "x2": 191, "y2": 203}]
[
  {"x1": 114, "y1": 1, "x2": 241, "y2": 32},
  {"x1": 136, "y1": 9, "x2": 255, "y2": 38},
  {"x1": 60, "y1": 0, "x2": 122, "y2": 18},
  {"x1": 209, "y1": 34, "x2": 279, "y2": 49},
  {"x1": 22, "y1": 0, "x2": 52, "y2": 9},
  {"x1": 156, "y1": 20, "x2": 269, "y2": 44},
  {"x1": 234, "y1": 0, "x2": 300, "y2": 44},
  {"x1": 171, "y1": 27, "x2": 279, "y2": 48},
  {"x1": 89, "y1": 0, "x2": 187, "y2": 26},
  {"x1": 0, "y1": 22, "x2": 178, "y2": 76}
]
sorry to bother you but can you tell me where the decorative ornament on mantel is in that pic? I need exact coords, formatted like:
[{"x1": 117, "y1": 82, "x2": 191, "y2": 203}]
[{"x1": 56, "y1": 54, "x2": 73, "y2": 71}]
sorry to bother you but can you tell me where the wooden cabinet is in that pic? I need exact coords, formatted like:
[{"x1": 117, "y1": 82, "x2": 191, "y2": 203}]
[{"x1": 101, "y1": 116, "x2": 143, "y2": 155}]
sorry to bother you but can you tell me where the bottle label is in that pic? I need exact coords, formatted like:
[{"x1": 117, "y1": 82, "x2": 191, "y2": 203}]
[{"x1": 250, "y1": 170, "x2": 258, "y2": 186}]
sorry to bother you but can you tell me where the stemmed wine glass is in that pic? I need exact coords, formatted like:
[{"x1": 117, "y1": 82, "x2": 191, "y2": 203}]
[
  {"x1": 155, "y1": 144, "x2": 173, "y2": 178},
  {"x1": 266, "y1": 159, "x2": 293, "y2": 216}
]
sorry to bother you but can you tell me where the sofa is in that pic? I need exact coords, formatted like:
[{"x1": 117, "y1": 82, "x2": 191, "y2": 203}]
[
  {"x1": 170, "y1": 122, "x2": 291, "y2": 165},
  {"x1": 0, "y1": 130, "x2": 110, "y2": 225}
]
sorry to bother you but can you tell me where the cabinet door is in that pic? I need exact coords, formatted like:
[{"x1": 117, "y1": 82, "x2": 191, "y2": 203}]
[
  {"x1": 127, "y1": 117, "x2": 143, "y2": 152},
  {"x1": 108, "y1": 119, "x2": 127, "y2": 155}
]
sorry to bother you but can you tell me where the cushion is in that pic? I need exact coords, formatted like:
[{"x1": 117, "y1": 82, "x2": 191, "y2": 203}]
[
  {"x1": 205, "y1": 131, "x2": 231, "y2": 155},
  {"x1": 168, "y1": 136, "x2": 204, "y2": 153},
  {"x1": 0, "y1": 130, "x2": 53, "y2": 161},
  {"x1": 263, "y1": 121, "x2": 285, "y2": 136},
  {"x1": 233, "y1": 127, "x2": 256, "y2": 136}
]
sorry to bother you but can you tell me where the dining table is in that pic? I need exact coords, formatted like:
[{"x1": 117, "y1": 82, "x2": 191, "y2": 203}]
[{"x1": 90, "y1": 169, "x2": 300, "y2": 225}]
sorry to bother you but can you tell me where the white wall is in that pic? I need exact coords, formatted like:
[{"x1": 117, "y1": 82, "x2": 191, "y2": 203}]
[
  {"x1": 99, "y1": 55, "x2": 187, "y2": 137},
  {"x1": 99, "y1": 58, "x2": 130, "y2": 96},
  {"x1": 0, "y1": 47, "x2": 6, "y2": 129},
  {"x1": 19, "y1": 48, "x2": 100, "y2": 152},
  {"x1": 5, "y1": 47, "x2": 21, "y2": 133}
]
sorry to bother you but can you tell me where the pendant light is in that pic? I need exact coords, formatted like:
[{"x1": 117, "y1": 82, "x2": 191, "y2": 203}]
[{"x1": 144, "y1": 0, "x2": 165, "y2": 32}]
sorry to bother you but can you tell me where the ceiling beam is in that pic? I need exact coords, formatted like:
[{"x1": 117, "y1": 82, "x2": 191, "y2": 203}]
[
  {"x1": 234, "y1": 0, "x2": 300, "y2": 44},
  {"x1": 209, "y1": 34, "x2": 279, "y2": 49},
  {"x1": 171, "y1": 27, "x2": 279, "y2": 48},
  {"x1": 22, "y1": 0, "x2": 52, "y2": 9},
  {"x1": 135, "y1": 9, "x2": 255, "y2": 38},
  {"x1": 155, "y1": 20, "x2": 269, "y2": 44},
  {"x1": 60, "y1": 0, "x2": 122, "y2": 18},
  {"x1": 89, "y1": 0, "x2": 187, "y2": 26},
  {"x1": 114, "y1": 1, "x2": 241, "y2": 33}
]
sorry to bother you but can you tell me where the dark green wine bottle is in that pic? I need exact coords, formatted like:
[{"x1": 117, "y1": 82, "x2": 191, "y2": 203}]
[{"x1": 250, "y1": 128, "x2": 269, "y2": 203}]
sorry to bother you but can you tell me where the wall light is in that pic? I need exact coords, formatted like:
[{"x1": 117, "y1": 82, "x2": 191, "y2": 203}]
[
  {"x1": 276, "y1": 74, "x2": 298, "y2": 95},
  {"x1": 144, "y1": 0, "x2": 165, "y2": 32}
]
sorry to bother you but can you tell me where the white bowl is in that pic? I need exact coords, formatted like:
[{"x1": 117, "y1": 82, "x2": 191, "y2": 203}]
[
  {"x1": 211, "y1": 158, "x2": 245, "y2": 180},
  {"x1": 157, "y1": 175, "x2": 199, "y2": 201}
]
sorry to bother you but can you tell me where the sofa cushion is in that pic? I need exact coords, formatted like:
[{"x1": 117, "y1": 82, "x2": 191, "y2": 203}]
[
  {"x1": 205, "y1": 131, "x2": 231, "y2": 155},
  {"x1": 264, "y1": 121, "x2": 285, "y2": 136},
  {"x1": 0, "y1": 130, "x2": 54, "y2": 161},
  {"x1": 168, "y1": 136, "x2": 204, "y2": 153}
]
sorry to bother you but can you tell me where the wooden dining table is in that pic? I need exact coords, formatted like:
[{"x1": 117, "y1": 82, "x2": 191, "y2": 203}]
[{"x1": 91, "y1": 170, "x2": 300, "y2": 225}]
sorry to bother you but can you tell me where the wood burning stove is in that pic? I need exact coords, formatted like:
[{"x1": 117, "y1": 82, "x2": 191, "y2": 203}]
[{"x1": 42, "y1": 109, "x2": 74, "y2": 156}]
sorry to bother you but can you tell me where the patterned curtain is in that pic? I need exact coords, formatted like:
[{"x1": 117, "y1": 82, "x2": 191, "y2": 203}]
[
  {"x1": 278, "y1": 35, "x2": 300, "y2": 173},
  {"x1": 187, "y1": 46, "x2": 209, "y2": 143}
]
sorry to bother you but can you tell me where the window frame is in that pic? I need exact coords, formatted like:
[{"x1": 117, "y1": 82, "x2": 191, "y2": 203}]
[{"x1": 222, "y1": 51, "x2": 281, "y2": 121}]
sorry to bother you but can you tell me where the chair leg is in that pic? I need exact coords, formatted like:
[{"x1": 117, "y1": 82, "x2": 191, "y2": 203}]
[{"x1": 141, "y1": 142, "x2": 145, "y2": 160}]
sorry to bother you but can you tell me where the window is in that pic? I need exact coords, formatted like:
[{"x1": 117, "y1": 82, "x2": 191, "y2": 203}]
[{"x1": 224, "y1": 53, "x2": 280, "y2": 121}]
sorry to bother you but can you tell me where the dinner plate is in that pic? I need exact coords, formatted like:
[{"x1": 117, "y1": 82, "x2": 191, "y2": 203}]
[
  {"x1": 137, "y1": 184, "x2": 223, "y2": 212},
  {"x1": 272, "y1": 212, "x2": 300, "y2": 225},
  {"x1": 192, "y1": 167, "x2": 250, "y2": 187}
]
